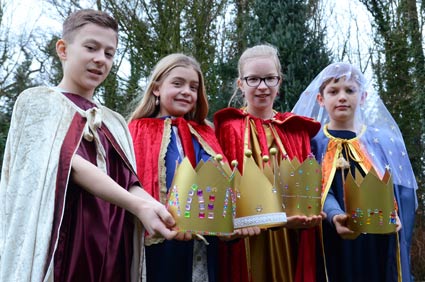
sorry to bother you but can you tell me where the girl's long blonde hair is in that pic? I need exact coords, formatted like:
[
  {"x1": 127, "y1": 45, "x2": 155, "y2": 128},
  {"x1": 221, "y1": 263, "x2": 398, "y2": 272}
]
[{"x1": 128, "y1": 53, "x2": 208, "y2": 124}]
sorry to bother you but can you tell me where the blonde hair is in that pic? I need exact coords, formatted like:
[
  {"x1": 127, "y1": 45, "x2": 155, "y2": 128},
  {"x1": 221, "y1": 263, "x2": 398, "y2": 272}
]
[
  {"x1": 128, "y1": 53, "x2": 208, "y2": 124},
  {"x1": 229, "y1": 44, "x2": 282, "y2": 106}
]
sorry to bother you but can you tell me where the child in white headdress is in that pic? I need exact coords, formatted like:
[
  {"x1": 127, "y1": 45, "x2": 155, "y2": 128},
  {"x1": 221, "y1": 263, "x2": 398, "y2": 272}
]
[{"x1": 293, "y1": 62, "x2": 417, "y2": 282}]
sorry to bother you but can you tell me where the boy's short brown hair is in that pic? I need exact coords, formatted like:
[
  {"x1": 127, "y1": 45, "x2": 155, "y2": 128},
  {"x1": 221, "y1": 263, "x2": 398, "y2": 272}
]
[
  {"x1": 319, "y1": 77, "x2": 337, "y2": 95},
  {"x1": 62, "y1": 9, "x2": 118, "y2": 42}
]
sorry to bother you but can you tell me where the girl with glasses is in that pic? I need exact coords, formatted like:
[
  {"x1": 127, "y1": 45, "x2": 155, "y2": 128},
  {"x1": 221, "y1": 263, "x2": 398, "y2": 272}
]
[{"x1": 214, "y1": 44, "x2": 324, "y2": 282}]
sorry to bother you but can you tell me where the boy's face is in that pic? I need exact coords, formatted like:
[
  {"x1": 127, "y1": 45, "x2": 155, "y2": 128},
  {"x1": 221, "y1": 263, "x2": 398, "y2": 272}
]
[
  {"x1": 153, "y1": 66, "x2": 199, "y2": 118},
  {"x1": 56, "y1": 23, "x2": 117, "y2": 98},
  {"x1": 317, "y1": 77, "x2": 364, "y2": 130}
]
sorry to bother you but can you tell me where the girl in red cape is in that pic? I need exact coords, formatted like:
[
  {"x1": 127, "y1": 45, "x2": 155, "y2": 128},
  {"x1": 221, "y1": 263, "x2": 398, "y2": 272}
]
[
  {"x1": 214, "y1": 44, "x2": 323, "y2": 282},
  {"x1": 128, "y1": 53, "x2": 225, "y2": 282}
]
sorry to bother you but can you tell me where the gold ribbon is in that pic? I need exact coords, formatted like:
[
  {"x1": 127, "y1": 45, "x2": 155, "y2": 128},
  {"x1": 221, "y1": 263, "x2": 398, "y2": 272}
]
[{"x1": 321, "y1": 124, "x2": 373, "y2": 205}]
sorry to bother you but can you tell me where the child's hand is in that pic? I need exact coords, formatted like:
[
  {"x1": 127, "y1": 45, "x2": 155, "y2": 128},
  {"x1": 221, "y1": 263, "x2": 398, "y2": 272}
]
[
  {"x1": 174, "y1": 231, "x2": 193, "y2": 241},
  {"x1": 332, "y1": 214, "x2": 360, "y2": 240},
  {"x1": 219, "y1": 226, "x2": 261, "y2": 241},
  {"x1": 395, "y1": 214, "x2": 402, "y2": 232},
  {"x1": 285, "y1": 214, "x2": 324, "y2": 229},
  {"x1": 129, "y1": 187, "x2": 178, "y2": 240},
  {"x1": 138, "y1": 199, "x2": 178, "y2": 240}
]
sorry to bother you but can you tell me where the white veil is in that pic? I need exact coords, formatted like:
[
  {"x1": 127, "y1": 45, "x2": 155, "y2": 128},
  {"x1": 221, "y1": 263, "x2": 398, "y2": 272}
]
[{"x1": 292, "y1": 62, "x2": 417, "y2": 193}]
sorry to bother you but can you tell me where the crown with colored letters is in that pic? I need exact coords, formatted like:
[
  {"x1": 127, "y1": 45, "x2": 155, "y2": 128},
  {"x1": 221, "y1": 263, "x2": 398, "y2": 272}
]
[
  {"x1": 344, "y1": 168, "x2": 397, "y2": 234},
  {"x1": 166, "y1": 156, "x2": 236, "y2": 235}
]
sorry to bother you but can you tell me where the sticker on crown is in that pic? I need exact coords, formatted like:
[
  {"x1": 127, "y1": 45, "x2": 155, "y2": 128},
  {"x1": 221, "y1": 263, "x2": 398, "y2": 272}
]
[
  {"x1": 278, "y1": 155, "x2": 322, "y2": 217},
  {"x1": 166, "y1": 157, "x2": 236, "y2": 235},
  {"x1": 344, "y1": 168, "x2": 397, "y2": 234}
]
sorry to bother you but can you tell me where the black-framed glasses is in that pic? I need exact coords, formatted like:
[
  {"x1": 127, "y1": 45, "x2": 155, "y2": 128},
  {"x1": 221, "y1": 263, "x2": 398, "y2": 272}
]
[{"x1": 243, "y1": 76, "x2": 280, "y2": 87}]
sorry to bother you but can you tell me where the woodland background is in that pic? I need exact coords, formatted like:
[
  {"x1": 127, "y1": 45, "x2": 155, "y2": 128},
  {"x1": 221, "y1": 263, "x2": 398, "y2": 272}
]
[{"x1": 0, "y1": 0, "x2": 424, "y2": 279}]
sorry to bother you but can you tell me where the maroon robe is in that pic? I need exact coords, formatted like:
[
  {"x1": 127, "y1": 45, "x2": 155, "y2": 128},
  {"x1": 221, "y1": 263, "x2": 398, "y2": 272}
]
[
  {"x1": 51, "y1": 93, "x2": 139, "y2": 282},
  {"x1": 214, "y1": 108, "x2": 321, "y2": 282}
]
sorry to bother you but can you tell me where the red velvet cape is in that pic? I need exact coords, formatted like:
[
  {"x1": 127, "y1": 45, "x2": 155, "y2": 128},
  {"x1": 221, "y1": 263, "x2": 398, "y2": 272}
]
[
  {"x1": 128, "y1": 117, "x2": 225, "y2": 203},
  {"x1": 214, "y1": 108, "x2": 321, "y2": 282}
]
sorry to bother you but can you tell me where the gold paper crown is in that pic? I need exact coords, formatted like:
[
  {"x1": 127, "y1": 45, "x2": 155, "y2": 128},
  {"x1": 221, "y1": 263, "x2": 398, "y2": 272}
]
[
  {"x1": 232, "y1": 150, "x2": 287, "y2": 229},
  {"x1": 277, "y1": 155, "x2": 322, "y2": 217},
  {"x1": 344, "y1": 168, "x2": 397, "y2": 234},
  {"x1": 166, "y1": 156, "x2": 236, "y2": 235}
]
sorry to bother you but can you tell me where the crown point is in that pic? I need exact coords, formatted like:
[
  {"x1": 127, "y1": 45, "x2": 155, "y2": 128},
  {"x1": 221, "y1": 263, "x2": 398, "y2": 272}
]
[
  {"x1": 270, "y1": 148, "x2": 277, "y2": 155},
  {"x1": 215, "y1": 154, "x2": 223, "y2": 161},
  {"x1": 262, "y1": 155, "x2": 270, "y2": 162},
  {"x1": 245, "y1": 149, "x2": 252, "y2": 157},
  {"x1": 231, "y1": 160, "x2": 238, "y2": 167}
]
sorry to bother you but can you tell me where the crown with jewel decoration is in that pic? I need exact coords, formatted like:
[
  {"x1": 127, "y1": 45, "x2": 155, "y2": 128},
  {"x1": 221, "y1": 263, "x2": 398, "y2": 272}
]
[
  {"x1": 277, "y1": 155, "x2": 322, "y2": 217},
  {"x1": 232, "y1": 150, "x2": 287, "y2": 229},
  {"x1": 166, "y1": 156, "x2": 236, "y2": 235},
  {"x1": 344, "y1": 168, "x2": 397, "y2": 234}
]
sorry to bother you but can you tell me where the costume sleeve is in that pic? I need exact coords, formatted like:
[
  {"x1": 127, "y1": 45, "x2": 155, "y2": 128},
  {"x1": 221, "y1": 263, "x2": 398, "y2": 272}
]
[
  {"x1": 323, "y1": 190, "x2": 344, "y2": 226},
  {"x1": 394, "y1": 183, "x2": 417, "y2": 249}
]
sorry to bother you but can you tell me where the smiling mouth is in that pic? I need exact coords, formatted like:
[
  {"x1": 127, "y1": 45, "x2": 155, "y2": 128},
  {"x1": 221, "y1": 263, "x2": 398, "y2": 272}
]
[
  {"x1": 256, "y1": 94, "x2": 270, "y2": 98},
  {"x1": 175, "y1": 99, "x2": 191, "y2": 104},
  {"x1": 88, "y1": 69, "x2": 103, "y2": 75}
]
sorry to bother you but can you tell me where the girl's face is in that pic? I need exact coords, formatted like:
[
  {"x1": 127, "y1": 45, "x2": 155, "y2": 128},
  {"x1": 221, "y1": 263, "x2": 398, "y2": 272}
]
[
  {"x1": 317, "y1": 77, "x2": 364, "y2": 130},
  {"x1": 154, "y1": 66, "x2": 199, "y2": 118},
  {"x1": 238, "y1": 58, "x2": 280, "y2": 118}
]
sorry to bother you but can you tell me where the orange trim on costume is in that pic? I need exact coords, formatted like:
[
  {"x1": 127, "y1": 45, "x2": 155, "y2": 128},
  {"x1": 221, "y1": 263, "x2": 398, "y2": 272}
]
[{"x1": 320, "y1": 124, "x2": 374, "y2": 205}]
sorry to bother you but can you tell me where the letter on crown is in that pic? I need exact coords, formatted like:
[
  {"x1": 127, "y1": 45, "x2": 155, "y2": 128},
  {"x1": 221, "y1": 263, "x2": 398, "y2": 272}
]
[
  {"x1": 344, "y1": 168, "x2": 397, "y2": 234},
  {"x1": 166, "y1": 156, "x2": 236, "y2": 235}
]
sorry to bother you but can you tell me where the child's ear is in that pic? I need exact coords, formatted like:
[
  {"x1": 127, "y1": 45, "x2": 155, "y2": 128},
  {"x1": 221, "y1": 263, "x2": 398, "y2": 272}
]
[
  {"x1": 360, "y1": 91, "x2": 368, "y2": 105},
  {"x1": 316, "y1": 93, "x2": 324, "y2": 106},
  {"x1": 237, "y1": 78, "x2": 243, "y2": 91},
  {"x1": 56, "y1": 39, "x2": 67, "y2": 61},
  {"x1": 152, "y1": 83, "x2": 160, "y2": 97}
]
